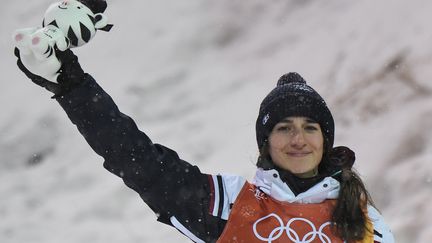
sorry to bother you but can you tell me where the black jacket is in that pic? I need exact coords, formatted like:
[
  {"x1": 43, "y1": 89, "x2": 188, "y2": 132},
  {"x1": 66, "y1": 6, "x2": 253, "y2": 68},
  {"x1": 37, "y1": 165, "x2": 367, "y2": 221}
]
[{"x1": 56, "y1": 74, "x2": 225, "y2": 242}]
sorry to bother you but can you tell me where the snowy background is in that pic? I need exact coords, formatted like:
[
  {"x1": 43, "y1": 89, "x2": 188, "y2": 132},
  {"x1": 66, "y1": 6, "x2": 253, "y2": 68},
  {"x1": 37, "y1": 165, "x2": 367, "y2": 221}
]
[{"x1": 1, "y1": 0, "x2": 432, "y2": 242}]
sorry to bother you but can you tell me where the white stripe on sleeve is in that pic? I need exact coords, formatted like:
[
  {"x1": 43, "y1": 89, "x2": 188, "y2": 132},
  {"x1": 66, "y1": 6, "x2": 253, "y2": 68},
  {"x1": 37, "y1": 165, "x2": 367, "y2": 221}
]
[
  {"x1": 170, "y1": 216, "x2": 205, "y2": 243},
  {"x1": 211, "y1": 175, "x2": 220, "y2": 216}
]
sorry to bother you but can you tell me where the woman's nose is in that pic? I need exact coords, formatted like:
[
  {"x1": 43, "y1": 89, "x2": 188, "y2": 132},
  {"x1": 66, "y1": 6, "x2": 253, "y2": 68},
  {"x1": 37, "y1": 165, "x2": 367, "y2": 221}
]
[{"x1": 290, "y1": 129, "x2": 306, "y2": 147}]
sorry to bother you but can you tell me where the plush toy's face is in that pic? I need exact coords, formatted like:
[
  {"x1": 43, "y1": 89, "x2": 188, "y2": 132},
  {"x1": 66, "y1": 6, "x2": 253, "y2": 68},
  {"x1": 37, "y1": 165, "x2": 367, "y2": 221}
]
[{"x1": 42, "y1": 0, "x2": 108, "y2": 47}]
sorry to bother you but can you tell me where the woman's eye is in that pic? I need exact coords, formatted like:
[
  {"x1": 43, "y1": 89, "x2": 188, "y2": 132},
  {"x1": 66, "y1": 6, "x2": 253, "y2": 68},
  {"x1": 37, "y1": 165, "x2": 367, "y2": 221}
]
[
  {"x1": 276, "y1": 126, "x2": 291, "y2": 132},
  {"x1": 305, "y1": 125, "x2": 318, "y2": 131}
]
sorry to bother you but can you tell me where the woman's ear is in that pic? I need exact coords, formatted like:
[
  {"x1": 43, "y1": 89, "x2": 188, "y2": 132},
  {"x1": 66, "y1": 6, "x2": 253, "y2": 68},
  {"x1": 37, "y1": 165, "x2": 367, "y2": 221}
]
[{"x1": 94, "y1": 13, "x2": 113, "y2": 31}]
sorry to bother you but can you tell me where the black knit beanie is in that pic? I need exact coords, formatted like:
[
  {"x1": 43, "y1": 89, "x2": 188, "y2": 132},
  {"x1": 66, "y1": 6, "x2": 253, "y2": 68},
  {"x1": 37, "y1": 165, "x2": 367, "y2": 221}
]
[{"x1": 255, "y1": 72, "x2": 335, "y2": 154}]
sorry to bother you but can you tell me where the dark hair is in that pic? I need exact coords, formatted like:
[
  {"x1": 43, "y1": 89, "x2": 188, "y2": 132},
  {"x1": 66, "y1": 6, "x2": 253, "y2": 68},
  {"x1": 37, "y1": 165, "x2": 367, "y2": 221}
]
[{"x1": 257, "y1": 143, "x2": 375, "y2": 242}]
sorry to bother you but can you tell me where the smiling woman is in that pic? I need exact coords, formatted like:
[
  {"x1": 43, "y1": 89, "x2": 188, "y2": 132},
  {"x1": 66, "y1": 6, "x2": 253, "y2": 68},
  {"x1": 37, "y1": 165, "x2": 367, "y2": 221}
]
[
  {"x1": 13, "y1": 1, "x2": 394, "y2": 241},
  {"x1": 254, "y1": 73, "x2": 392, "y2": 242}
]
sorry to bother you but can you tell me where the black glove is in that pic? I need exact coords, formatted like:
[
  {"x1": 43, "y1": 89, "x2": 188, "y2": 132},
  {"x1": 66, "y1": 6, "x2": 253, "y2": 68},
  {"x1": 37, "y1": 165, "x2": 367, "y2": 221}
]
[{"x1": 15, "y1": 47, "x2": 85, "y2": 96}]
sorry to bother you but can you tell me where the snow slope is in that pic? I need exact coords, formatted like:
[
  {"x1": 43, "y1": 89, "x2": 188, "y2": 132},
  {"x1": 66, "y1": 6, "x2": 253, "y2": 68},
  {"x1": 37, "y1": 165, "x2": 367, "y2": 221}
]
[{"x1": 1, "y1": 0, "x2": 432, "y2": 242}]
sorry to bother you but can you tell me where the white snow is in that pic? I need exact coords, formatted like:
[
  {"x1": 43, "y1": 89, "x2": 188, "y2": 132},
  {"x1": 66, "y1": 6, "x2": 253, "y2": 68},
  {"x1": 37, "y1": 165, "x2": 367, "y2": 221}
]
[{"x1": 1, "y1": 0, "x2": 432, "y2": 242}]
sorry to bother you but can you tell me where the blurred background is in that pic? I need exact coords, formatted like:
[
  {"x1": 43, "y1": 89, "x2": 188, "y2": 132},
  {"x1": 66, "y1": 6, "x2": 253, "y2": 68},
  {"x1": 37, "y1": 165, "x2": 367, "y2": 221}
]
[{"x1": 1, "y1": 0, "x2": 432, "y2": 242}]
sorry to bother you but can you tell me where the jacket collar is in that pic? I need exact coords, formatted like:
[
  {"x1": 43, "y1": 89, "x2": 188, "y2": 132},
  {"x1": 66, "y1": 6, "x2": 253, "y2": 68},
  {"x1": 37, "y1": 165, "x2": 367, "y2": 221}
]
[{"x1": 252, "y1": 168, "x2": 340, "y2": 204}]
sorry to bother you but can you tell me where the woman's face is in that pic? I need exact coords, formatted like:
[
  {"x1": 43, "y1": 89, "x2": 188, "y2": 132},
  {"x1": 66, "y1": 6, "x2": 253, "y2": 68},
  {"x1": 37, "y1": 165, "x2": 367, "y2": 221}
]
[{"x1": 268, "y1": 116, "x2": 324, "y2": 178}]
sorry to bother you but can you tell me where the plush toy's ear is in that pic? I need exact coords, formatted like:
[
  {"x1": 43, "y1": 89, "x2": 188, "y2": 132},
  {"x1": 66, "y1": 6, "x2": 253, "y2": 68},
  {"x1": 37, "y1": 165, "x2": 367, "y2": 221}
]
[
  {"x1": 94, "y1": 13, "x2": 113, "y2": 32},
  {"x1": 13, "y1": 27, "x2": 39, "y2": 55}
]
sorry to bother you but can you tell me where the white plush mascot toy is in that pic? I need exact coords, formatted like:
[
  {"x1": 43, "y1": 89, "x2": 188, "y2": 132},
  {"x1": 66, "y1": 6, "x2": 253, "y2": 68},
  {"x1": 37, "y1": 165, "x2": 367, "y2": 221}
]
[{"x1": 13, "y1": 0, "x2": 112, "y2": 82}]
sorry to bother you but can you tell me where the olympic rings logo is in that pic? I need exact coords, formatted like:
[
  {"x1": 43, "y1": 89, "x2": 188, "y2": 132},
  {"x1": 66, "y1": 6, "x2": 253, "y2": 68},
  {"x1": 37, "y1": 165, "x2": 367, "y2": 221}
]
[{"x1": 252, "y1": 213, "x2": 332, "y2": 243}]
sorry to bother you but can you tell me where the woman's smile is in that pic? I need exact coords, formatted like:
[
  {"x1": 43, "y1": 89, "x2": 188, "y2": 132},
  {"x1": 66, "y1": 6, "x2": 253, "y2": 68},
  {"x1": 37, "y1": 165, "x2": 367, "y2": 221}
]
[{"x1": 286, "y1": 151, "x2": 312, "y2": 157}]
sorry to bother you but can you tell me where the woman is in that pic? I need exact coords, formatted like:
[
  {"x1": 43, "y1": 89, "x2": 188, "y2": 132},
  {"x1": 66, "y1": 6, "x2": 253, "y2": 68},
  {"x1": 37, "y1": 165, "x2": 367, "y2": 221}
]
[{"x1": 14, "y1": 9, "x2": 393, "y2": 243}]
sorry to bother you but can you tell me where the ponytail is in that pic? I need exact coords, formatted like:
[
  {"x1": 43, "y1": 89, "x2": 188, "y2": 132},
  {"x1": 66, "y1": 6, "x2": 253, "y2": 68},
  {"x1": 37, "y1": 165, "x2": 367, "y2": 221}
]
[
  {"x1": 331, "y1": 169, "x2": 374, "y2": 241},
  {"x1": 328, "y1": 147, "x2": 375, "y2": 242}
]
